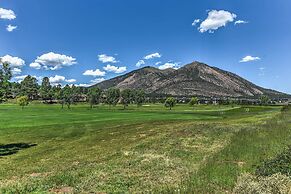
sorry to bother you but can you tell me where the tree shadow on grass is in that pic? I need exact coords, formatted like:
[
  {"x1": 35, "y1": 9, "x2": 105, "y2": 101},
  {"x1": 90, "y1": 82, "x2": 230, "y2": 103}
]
[{"x1": 0, "y1": 143, "x2": 37, "y2": 157}]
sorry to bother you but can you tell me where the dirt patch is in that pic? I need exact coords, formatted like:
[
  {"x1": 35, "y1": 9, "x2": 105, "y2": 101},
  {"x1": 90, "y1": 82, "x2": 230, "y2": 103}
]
[{"x1": 49, "y1": 186, "x2": 74, "y2": 193}]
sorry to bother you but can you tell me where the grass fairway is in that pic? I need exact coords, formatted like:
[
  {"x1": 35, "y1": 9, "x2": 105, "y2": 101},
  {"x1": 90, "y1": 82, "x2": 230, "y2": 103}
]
[{"x1": 0, "y1": 103, "x2": 290, "y2": 193}]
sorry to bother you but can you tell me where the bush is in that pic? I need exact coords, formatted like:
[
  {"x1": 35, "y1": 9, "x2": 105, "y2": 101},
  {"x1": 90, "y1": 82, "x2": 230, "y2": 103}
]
[
  {"x1": 164, "y1": 97, "x2": 176, "y2": 110},
  {"x1": 233, "y1": 173, "x2": 291, "y2": 194},
  {"x1": 255, "y1": 146, "x2": 291, "y2": 177},
  {"x1": 17, "y1": 96, "x2": 29, "y2": 109},
  {"x1": 281, "y1": 105, "x2": 291, "y2": 112}
]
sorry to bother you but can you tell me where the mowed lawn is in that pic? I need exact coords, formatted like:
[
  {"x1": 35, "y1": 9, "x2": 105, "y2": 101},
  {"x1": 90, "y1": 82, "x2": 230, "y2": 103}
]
[{"x1": 0, "y1": 103, "x2": 290, "y2": 193}]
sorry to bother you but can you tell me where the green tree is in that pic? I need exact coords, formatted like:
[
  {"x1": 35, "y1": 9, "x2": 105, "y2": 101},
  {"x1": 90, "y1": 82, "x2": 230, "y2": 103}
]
[
  {"x1": 51, "y1": 84, "x2": 63, "y2": 107},
  {"x1": 133, "y1": 89, "x2": 146, "y2": 107},
  {"x1": 259, "y1": 95, "x2": 270, "y2": 105},
  {"x1": 106, "y1": 88, "x2": 120, "y2": 107},
  {"x1": 40, "y1": 77, "x2": 52, "y2": 102},
  {"x1": 165, "y1": 97, "x2": 176, "y2": 110},
  {"x1": 62, "y1": 85, "x2": 73, "y2": 109},
  {"x1": 0, "y1": 60, "x2": 12, "y2": 103},
  {"x1": 71, "y1": 84, "x2": 79, "y2": 104},
  {"x1": 88, "y1": 87, "x2": 102, "y2": 108},
  {"x1": 10, "y1": 82, "x2": 21, "y2": 98},
  {"x1": 189, "y1": 97, "x2": 199, "y2": 108},
  {"x1": 20, "y1": 75, "x2": 39, "y2": 100},
  {"x1": 121, "y1": 89, "x2": 132, "y2": 109},
  {"x1": 17, "y1": 96, "x2": 29, "y2": 109}
]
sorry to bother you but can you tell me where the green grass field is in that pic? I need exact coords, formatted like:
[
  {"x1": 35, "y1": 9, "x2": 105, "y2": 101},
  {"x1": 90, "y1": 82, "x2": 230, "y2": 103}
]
[{"x1": 0, "y1": 103, "x2": 290, "y2": 193}]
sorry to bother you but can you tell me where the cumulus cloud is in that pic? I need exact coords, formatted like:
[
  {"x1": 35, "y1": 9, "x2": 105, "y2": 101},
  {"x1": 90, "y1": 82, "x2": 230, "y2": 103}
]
[
  {"x1": 103, "y1": 64, "x2": 126, "y2": 73},
  {"x1": 240, "y1": 55, "x2": 261, "y2": 63},
  {"x1": 65, "y1": 79, "x2": 76, "y2": 83},
  {"x1": 144, "y1": 53, "x2": 161, "y2": 60},
  {"x1": 11, "y1": 67, "x2": 22, "y2": 75},
  {"x1": 192, "y1": 19, "x2": 200, "y2": 26},
  {"x1": 32, "y1": 52, "x2": 77, "y2": 70},
  {"x1": 48, "y1": 75, "x2": 75, "y2": 84},
  {"x1": 235, "y1": 20, "x2": 248, "y2": 25},
  {"x1": 0, "y1": 8, "x2": 16, "y2": 20},
  {"x1": 29, "y1": 62, "x2": 41, "y2": 70},
  {"x1": 75, "y1": 78, "x2": 106, "y2": 87},
  {"x1": 83, "y1": 69, "x2": 106, "y2": 77},
  {"x1": 1, "y1": 55, "x2": 25, "y2": 67},
  {"x1": 49, "y1": 75, "x2": 66, "y2": 84},
  {"x1": 75, "y1": 83, "x2": 91, "y2": 87},
  {"x1": 158, "y1": 62, "x2": 180, "y2": 70},
  {"x1": 198, "y1": 10, "x2": 237, "y2": 33},
  {"x1": 98, "y1": 54, "x2": 118, "y2": 63},
  {"x1": 6, "y1": 24, "x2": 17, "y2": 32},
  {"x1": 136, "y1": 60, "x2": 145, "y2": 67}
]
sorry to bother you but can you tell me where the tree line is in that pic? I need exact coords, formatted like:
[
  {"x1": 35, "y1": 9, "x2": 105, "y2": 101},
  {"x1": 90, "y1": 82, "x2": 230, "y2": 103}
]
[
  {"x1": 1, "y1": 61, "x2": 272, "y2": 109},
  {"x1": 0, "y1": 61, "x2": 147, "y2": 109}
]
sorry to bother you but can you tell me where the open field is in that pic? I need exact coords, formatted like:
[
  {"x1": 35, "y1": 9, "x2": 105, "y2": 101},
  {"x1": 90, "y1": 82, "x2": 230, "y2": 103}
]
[{"x1": 0, "y1": 103, "x2": 290, "y2": 193}]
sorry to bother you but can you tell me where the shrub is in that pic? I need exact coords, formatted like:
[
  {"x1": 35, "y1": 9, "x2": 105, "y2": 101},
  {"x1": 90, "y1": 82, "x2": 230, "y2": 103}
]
[
  {"x1": 164, "y1": 97, "x2": 176, "y2": 110},
  {"x1": 17, "y1": 96, "x2": 29, "y2": 109},
  {"x1": 255, "y1": 146, "x2": 291, "y2": 177},
  {"x1": 233, "y1": 173, "x2": 291, "y2": 194}
]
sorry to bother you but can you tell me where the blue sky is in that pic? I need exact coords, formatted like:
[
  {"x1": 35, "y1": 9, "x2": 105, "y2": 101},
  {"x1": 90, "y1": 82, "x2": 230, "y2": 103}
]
[{"x1": 0, "y1": 0, "x2": 290, "y2": 93}]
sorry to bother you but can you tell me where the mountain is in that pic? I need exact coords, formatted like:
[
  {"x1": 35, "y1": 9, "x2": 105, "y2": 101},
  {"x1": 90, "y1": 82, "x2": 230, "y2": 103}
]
[{"x1": 92, "y1": 61, "x2": 289, "y2": 98}]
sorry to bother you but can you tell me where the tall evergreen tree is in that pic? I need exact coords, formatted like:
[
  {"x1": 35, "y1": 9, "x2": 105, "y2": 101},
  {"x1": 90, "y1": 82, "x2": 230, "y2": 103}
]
[
  {"x1": 20, "y1": 76, "x2": 39, "y2": 100},
  {"x1": 40, "y1": 77, "x2": 52, "y2": 102},
  {"x1": 0, "y1": 60, "x2": 12, "y2": 103}
]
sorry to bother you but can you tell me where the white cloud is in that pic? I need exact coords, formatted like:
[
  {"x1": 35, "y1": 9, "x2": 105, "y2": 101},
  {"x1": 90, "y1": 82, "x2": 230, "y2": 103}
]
[
  {"x1": 192, "y1": 19, "x2": 200, "y2": 26},
  {"x1": 11, "y1": 67, "x2": 22, "y2": 75},
  {"x1": 47, "y1": 75, "x2": 75, "y2": 84},
  {"x1": 136, "y1": 60, "x2": 145, "y2": 67},
  {"x1": 0, "y1": 8, "x2": 16, "y2": 20},
  {"x1": 158, "y1": 62, "x2": 180, "y2": 70},
  {"x1": 6, "y1": 24, "x2": 17, "y2": 32},
  {"x1": 98, "y1": 54, "x2": 118, "y2": 63},
  {"x1": 1, "y1": 55, "x2": 25, "y2": 67},
  {"x1": 144, "y1": 53, "x2": 161, "y2": 60},
  {"x1": 75, "y1": 78, "x2": 105, "y2": 88},
  {"x1": 198, "y1": 10, "x2": 237, "y2": 33},
  {"x1": 155, "y1": 61, "x2": 162, "y2": 65},
  {"x1": 49, "y1": 75, "x2": 66, "y2": 84},
  {"x1": 103, "y1": 64, "x2": 126, "y2": 73},
  {"x1": 91, "y1": 78, "x2": 105, "y2": 84},
  {"x1": 83, "y1": 69, "x2": 106, "y2": 77},
  {"x1": 235, "y1": 20, "x2": 248, "y2": 25},
  {"x1": 29, "y1": 62, "x2": 42, "y2": 69},
  {"x1": 65, "y1": 79, "x2": 76, "y2": 83},
  {"x1": 240, "y1": 55, "x2": 261, "y2": 63},
  {"x1": 75, "y1": 83, "x2": 91, "y2": 87},
  {"x1": 33, "y1": 52, "x2": 77, "y2": 70}
]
